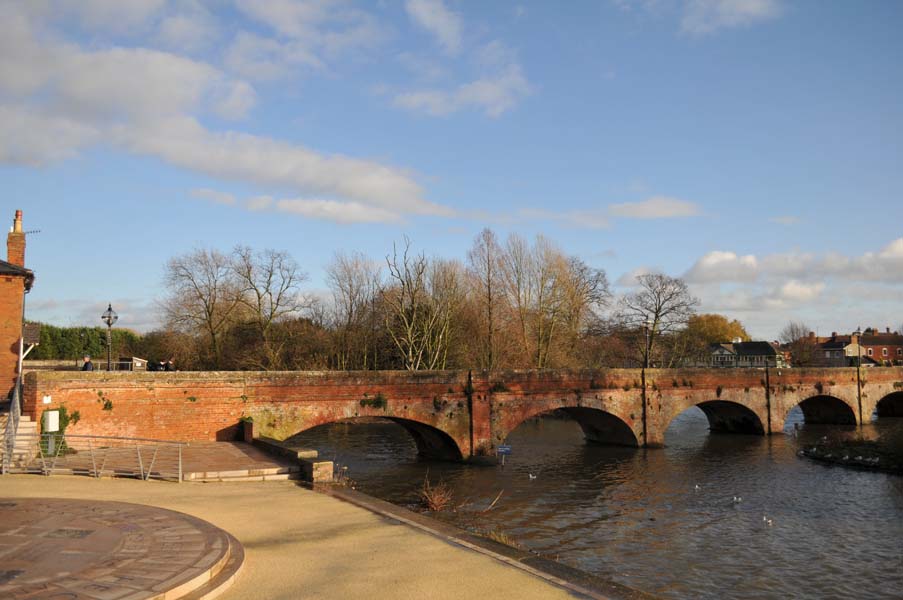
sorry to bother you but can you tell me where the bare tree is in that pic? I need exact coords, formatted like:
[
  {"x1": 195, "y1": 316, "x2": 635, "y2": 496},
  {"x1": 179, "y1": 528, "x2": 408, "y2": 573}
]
[
  {"x1": 162, "y1": 248, "x2": 241, "y2": 368},
  {"x1": 500, "y1": 235, "x2": 610, "y2": 368},
  {"x1": 466, "y1": 228, "x2": 504, "y2": 370},
  {"x1": 779, "y1": 321, "x2": 815, "y2": 367},
  {"x1": 231, "y1": 246, "x2": 309, "y2": 370},
  {"x1": 617, "y1": 273, "x2": 699, "y2": 367},
  {"x1": 384, "y1": 238, "x2": 458, "y2": 370},
  {"x1": 325, "y1": 251, "x2": 382, "y2": 369},
  {"x1": 423, "y1": 259, "x2": 466, "y2": 370}
]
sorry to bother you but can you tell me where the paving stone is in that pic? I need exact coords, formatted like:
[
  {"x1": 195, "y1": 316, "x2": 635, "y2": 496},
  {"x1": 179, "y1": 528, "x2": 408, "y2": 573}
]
[{"x1": 0, "y1": 498, "x2": 243, "y2": 600}]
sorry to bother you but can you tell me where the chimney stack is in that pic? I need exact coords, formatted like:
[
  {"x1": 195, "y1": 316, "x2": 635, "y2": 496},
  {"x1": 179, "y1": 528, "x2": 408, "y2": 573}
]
[{"x1": 7, "y1": 209, "x2": 25, "y2": 267}]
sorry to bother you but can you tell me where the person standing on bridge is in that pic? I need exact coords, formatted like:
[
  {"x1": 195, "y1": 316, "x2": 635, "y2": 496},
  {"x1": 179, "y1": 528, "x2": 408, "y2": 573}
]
[{"x1": 81, "y1": 356, "x2": 94, "y2": 371}]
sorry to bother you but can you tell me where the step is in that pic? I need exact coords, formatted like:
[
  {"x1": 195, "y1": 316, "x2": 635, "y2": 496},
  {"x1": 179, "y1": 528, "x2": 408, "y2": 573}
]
[
  {"x1": 182, "y1": 465, "x2": 300, "y2": 481},
  {"x1": 178, "y1": 532, "x2": 245, "y2": 600},
  {"x1": 150, "y1": 523, "x2": 241, "y2": 600},
  {"x1": 188, "y1": 472, "x2": 303, "y2": 483}
]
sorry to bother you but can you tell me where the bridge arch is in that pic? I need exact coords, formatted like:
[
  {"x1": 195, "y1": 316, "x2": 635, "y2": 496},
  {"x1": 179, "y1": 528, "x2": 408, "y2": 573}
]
[
  {"x1": 663, "y1": 400, "x2": 765, "y2": 438},
  {"x1": 875, "y1": 392, "x2": 903, "y2": 418},
  {"x1": 786, "y1": 395, "x2": 857, "y2": 425},
  {"x1": 290, "y1": 416, "x2": 463, "y2": 461},
  {"x1": 501, "y1": 406, "x2": 639, "y2": 448}
]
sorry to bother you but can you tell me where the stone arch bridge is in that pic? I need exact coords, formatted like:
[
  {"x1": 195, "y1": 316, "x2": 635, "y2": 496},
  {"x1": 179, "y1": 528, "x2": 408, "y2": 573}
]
[{"x1": 23, "y1": 367, "x2": 903, "y2": 461}]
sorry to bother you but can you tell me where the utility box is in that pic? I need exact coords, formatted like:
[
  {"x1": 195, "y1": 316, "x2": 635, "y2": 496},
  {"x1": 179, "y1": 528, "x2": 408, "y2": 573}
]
[
  {"x1": 117, "y1": 357, "x2": 147, "y2": 371},
  {"x1": 43, "y1": 409, "x2": 60, "y2": 433}
]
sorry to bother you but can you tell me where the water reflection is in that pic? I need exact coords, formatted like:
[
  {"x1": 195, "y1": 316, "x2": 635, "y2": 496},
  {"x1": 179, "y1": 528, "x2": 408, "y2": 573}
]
[{"x1": 287, "y1": 410, "x2": 903, "y2": 599}]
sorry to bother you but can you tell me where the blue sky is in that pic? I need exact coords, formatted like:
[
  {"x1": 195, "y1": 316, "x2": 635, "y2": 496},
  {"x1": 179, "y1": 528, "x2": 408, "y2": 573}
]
[{"x1": 2, "y1": 0, "x2": 902, "y2": 339}]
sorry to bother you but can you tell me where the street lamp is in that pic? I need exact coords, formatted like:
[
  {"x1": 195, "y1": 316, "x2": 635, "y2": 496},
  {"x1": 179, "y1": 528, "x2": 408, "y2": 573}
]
[
  {"x1": 853, "y1": 326, "x2": 863, "y2": 427},
  {"x1": 641, "y1": 318, "x2": 651, "y2": 447},
  {"x1": 101, "y1": 304, "x2": 118, "y2": 371}
]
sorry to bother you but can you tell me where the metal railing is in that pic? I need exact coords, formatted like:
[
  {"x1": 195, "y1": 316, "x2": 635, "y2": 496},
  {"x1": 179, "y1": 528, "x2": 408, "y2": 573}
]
[
  {"x1": 1, "y1": 433, "x2": 185, "y2": 481},
  {"x1": 1, "y1": 376, "x2": 22, "y2": 475}
]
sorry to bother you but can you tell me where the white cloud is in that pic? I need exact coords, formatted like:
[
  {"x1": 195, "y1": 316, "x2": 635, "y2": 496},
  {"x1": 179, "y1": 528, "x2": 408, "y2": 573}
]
[
  {"x1": 0, "y1": 5, "x2": 449, "y2": 223},
  {"x1": 224, "y1": 31, "x2": 324, "y2": 81},
  {"x1": 57, "y1": 0, "x2": 167, "y2": 32},
  {"x1": 681, "y1": 0, "x2": 783, "y2": 35},
  {"x1": 241, "y1": 195, "x2": 409, "y2": 224},
  {"x1": 396, "y1": 52, "x2": 448, "y2": 81},
  {"x1": 405, "y1": 0, "x2": 462, "y2": 55},
  {"x1": 115, "y1": 116, "x2": 446, "y2": 217},
  {"x1": 769, "y1": 215, "x2": 799, "y2": 226},
  {"x1": 191, "y1": 188, "x2": 236, "y2": 206},
  {"x1": 229, "y1": 0, "x2": 386, "y2": 80},
  {"x1": 616, "y1": 267, "x2": 657, "y2": 287},
  {"x1": 0, "y1": 106, "x2": 98, "y2": 165},
  {"x1": 625, "y1": 237, "x2": 903, "y2": 337},
  {"x1": 27, "y1": 296, "x2": 161, "y2": 332},
  {"x1": 517, "y1": 208, "x2": 610, "y2": 230},
  {"x1": 275, "y1": 199, "x2": 404, "y2": 224},
  {"x1": 608, "y1": 196, "x2": 701, "y2": 219},
  {"x1": 156, "y1": 11, "x2": 218, "y2": 53},
  {"x1": 394, "y1": 53, "x2": 530, "y2": 117},
  {"x1": 685, "y1": 250, "x2": 758, "y2": 283},
  {"x1": 775, "y1": 280, "x2": 824, "y2": 303},
  {"x1": 246, "y1": 196, "x2": 274, "y2": 212}
]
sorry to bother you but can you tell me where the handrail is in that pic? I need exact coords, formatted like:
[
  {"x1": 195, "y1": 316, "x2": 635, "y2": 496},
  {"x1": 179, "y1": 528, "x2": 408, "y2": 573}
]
[
  {"x1": 1, "y1": 431, "x2": 187, "y2": 481},
  {"x1": 2, "y1": 375, "x2": 22, "y2": 474}
]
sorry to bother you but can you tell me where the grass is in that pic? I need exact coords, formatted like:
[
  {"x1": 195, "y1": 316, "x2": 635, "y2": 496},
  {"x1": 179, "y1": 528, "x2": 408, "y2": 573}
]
[{"x1": 420, "y1": 473, "x2": 454, "y2": 511}]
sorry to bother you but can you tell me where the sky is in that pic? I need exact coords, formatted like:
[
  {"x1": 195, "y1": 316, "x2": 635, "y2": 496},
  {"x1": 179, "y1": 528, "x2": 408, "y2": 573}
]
[{"x1": 2, "y1": 0, "x2": 902, "y2": 340}]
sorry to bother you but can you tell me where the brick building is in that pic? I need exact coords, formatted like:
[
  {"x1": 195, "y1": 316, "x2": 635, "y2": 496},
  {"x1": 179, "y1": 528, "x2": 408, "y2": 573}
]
[
  {"x1": 856, "y1": 328, "x2": 903, "y2": 366},
  {"x1": 1, "y1": 210, "x2": 34, "y2": 398}
]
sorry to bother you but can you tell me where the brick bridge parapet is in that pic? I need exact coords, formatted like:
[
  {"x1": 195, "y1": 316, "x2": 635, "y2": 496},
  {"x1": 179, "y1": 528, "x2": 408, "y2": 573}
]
[{"x1": 23, "y1": 367, "x2": 903, "y2": 460}]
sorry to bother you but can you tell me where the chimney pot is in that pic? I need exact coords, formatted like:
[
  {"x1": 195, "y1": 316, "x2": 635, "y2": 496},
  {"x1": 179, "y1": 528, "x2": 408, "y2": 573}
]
[{"x1": 7, "y1": 209, "x2": 25, "y2": 266}]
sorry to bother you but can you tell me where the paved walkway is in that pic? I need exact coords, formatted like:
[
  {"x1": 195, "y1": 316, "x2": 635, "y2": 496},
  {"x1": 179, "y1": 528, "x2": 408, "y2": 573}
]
[
  {"x1": 1, "y1": 476, "x2": 589, "y2": 600},
  {"x1": 0, "y1": 496, "x2": 241, "y2": 599}
]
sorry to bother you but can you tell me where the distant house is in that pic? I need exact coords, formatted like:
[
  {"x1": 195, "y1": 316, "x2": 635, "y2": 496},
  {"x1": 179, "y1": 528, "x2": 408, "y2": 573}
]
[
  {"x1": 810, "y1": 332, "x2": 857, "y2": 367},
  {"x1": 805, "y1": 329, "x2": 902, "y2": 367},
  {"x1": 857, "y1": 328, "x2": 903, "y2": 366},
  {"x1": 704, "y1": 341, "x2": 787, "y2": 368}
]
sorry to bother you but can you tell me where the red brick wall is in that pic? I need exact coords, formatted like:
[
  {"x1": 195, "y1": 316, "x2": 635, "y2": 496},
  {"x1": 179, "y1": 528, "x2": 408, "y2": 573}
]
[
  {"x1": 0, "y1": 275, "x2": 25, "y2": 397},
  {"x1": 22, "y1": 367, "x2": 903, "y2": 453}
]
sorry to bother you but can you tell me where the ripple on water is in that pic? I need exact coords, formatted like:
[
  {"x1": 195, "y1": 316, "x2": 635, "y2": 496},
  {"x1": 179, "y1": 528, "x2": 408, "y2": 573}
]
[{"x1": 288, "y1": 413, "x2": 903, "y2": 600}]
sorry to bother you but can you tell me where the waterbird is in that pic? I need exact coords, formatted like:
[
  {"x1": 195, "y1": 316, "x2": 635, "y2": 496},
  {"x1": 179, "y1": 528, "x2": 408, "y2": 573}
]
[
  {"x1": 732, "y1": 496, "x2": 742, "y2": 503},
  {"x1": 694, "y1": 484, "x2": 700, "y2": 491},
  {"x1": 766, "y1": 519, "x2": 773, "y2": 526},
  {"x1": 528, "y1": 473, "x2": 537, "y2": 480}
]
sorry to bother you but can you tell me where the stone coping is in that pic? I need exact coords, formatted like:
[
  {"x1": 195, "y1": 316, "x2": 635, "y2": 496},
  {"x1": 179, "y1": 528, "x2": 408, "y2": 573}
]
[{"x1": 315, "y1": 484, "x2": 657, "y2": 600}]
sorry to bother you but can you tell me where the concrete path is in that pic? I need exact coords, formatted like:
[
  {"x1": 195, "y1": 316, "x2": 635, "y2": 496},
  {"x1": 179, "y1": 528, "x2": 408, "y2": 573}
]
[{"x1": 1, "y1": 476, "x2": 583, "y2": 600}]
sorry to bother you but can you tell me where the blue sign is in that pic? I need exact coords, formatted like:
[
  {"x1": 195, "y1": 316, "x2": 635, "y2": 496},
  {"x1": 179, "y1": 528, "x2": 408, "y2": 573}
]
[{"x1": 497, "y1": 445, "x2": 512, "y2": 455}]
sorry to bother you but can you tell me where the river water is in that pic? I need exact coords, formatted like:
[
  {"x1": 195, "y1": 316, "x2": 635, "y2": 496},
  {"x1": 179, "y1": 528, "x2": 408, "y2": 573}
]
[{"x1": 287, "y1": 410, "x2": 903, "y2": 599}]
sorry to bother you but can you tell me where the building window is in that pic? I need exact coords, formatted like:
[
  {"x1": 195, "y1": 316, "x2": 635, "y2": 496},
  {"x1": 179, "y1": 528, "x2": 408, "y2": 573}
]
[
  {"x1": 897, "y1": 348, "x2": 902, "y2": 356},
  {"x1": 867, "y1": 348, "x2": 873, "y2": 356},
  {"x1": 883, "y1": 348, "x2": 888, "y2": 357}
]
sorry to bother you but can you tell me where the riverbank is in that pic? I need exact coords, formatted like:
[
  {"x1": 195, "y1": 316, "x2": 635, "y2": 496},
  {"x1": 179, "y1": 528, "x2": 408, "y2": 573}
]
[
  {"x1": 798, "y1": 438, "x2": 903, "y2": 474},
  {"x1": 1, "y1": 475, "x2": 648, "y2": 600}
]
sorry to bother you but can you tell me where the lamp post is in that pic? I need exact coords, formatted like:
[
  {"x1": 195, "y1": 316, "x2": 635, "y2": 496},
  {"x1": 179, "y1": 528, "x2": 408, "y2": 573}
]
[
  {"x1": 641, "y1": 319, "x2": 651, "y2": 447},
  {"x1": 101, "y1": 304, "x2": 118, "y2": 371},
  {"x1": 854, "y1": 327, "x2": 863, "y2": 427}
]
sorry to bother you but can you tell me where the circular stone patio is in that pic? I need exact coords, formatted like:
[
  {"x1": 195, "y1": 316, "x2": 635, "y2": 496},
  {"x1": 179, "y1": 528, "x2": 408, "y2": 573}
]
[{"x1": 0, "y1": 497, "x2": 243, "y2": 600}]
